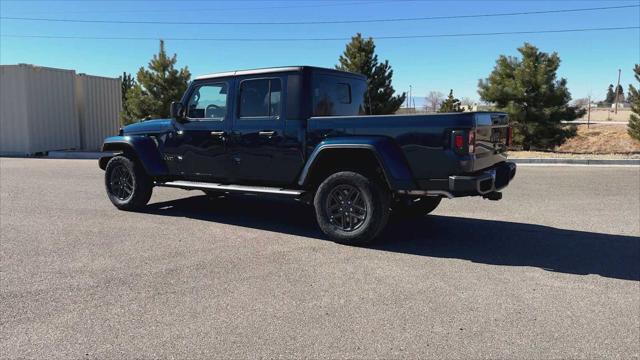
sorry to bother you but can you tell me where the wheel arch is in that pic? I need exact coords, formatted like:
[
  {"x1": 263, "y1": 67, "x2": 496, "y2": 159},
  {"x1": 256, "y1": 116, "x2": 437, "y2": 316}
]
[
  {"x1": 298, "y1": 138, "x2": 416, "y2": 191},
  {"x1": 99, "y1": 136, "x2": 168, "y2": 176}
]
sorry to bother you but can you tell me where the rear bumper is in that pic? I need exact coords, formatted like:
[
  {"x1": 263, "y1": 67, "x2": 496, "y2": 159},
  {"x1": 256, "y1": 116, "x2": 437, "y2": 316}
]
[
  {"x1": 449, "y1": 161, "x2": 516, "y2": 195},
  {"x1": 405, "y1": 161, "x2": 516, "y2": 198}
]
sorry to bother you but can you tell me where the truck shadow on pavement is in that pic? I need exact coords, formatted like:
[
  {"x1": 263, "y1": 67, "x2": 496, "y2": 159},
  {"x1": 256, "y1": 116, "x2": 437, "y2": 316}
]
[{"x1": 144, "y1": 195, "x2": 640, "y2": 282}]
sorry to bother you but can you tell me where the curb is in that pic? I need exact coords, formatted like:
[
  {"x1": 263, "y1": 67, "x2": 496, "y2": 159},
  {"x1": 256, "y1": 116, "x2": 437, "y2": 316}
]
[
  {"x1": 560, "y1": 121, "x2": 628, "y2": 125},
  {"x1": 46, "y1": 151, "x2": 113, "y2": 159},
  {"x1": 510, "y1": 158, "x2": 640, "y2": 165}
]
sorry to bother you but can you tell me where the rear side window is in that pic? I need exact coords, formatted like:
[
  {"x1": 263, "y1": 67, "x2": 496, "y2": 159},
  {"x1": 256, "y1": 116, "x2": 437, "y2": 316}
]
[
  {"x1": 313, "y1": 75, "x2": 366, "y2": 116},
  {"x1": 239, "y1": 78, "x2": 281, "y2": 118}
]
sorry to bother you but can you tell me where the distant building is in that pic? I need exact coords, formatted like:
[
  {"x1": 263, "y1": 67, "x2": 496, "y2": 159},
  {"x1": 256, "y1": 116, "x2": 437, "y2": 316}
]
[
  {"x1": 396, "y1": 107, "x2": 429, "y2": 114},
  {"x1": 461, "y1": 103, "x2": 495, "y2": 112},
  {"x1": 460, "y1": 104, "x2": 478, "y2": 112},
  {"x1": 611, "y1": 102, "x2": 628, "y2": 109}
]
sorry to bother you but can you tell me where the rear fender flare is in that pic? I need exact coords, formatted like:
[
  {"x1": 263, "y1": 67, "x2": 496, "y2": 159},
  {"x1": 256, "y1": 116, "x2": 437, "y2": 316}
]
[
  {"x1": 99, "y1": 136, "x2": 168, "y2": 176},
  {"x1": 298, "y1": 137, "x2": 415, "y2": 190}
]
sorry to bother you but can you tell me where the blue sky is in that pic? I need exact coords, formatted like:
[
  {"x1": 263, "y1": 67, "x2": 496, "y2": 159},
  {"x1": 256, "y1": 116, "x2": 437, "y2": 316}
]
[{"x1": 1, "y1": 0, "x2": 639, "y2": 106}]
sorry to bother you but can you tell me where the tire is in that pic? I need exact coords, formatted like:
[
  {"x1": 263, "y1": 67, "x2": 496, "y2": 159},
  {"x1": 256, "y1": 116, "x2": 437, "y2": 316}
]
[
  {"x1": 104, "y1": 155, "x2": 153, "y2": 211},
  {"x1": 392, "y1": 196, "x2": 441, "y2": 218},
  {"x1": 314, "y1": 171, "x2": 390, "y2": 245}
]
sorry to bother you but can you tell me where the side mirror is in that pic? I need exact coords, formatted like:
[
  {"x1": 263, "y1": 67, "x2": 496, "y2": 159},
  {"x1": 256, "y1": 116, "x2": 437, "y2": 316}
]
[{"x1": 170, "y1": 101, "x2": 185, "y2": 120}]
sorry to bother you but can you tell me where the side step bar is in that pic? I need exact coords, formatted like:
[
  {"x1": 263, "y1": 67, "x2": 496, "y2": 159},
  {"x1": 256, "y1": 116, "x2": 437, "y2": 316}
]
[{"x1": 156, "y1": 180, "x2": 305, "y2": 196}]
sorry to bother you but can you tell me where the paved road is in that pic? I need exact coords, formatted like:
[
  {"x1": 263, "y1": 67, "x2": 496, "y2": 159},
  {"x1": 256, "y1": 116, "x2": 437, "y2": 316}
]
[{"x1": 1, "y1": 158, "x2": 638, "y2": 359}]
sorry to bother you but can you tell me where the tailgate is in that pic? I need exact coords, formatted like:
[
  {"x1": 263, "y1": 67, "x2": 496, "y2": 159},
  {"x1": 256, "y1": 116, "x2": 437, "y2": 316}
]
[{"x1": 473, "y1": 113, "x2": 509, "y2": 171}]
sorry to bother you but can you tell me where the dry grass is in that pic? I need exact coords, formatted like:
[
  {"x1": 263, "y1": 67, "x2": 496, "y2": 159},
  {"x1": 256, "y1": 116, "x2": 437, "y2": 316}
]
[
  {"x1": 555, "y1": 124, "x2": 640, "y2": 154},
  {"x1": 576, "y1": 108, "x2": 632, "y2": 122},
  {"x1": 508, "y1": 124, "x2": 640, "y2": 158},
  {"x1": 507, "y1": 151, "x2": 640, "y2": 159}
]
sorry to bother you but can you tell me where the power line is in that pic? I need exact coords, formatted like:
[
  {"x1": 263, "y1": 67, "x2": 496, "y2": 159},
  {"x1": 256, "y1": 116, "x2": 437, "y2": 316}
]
[
  {"x1": 1, "y1": 4, "x2": 637, "y2": 25},
  {"x1": 2, "y1": 26, "x2": 638, "y2": 42},
  {"x1": 11, "y1": 1, "x2": 389, "y2": 15}
]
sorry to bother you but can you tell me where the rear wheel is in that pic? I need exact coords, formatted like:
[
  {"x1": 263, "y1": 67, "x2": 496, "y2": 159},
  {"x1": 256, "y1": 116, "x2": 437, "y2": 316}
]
[
  {"x1": 104, "y1": 155, "x2": 153, "y2": 210},
  {"x1": 314, "y1": 171, "x2": 390, "y2": 245},
  {"x1": 392, "y1": 196, "x2": 441, "y2": 217}
]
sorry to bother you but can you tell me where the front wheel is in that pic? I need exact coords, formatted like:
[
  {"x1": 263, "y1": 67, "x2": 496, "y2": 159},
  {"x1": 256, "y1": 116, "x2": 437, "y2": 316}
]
[
  {"x1": 314, "y1": 171, "x2": 390, "y2": 245},
  {"x1": 104, "y1": 155, "x2": 153, "y2": 210}
]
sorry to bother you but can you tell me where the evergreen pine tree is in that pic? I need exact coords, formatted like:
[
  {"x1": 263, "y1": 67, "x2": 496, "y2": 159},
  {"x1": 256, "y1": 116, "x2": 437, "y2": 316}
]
[
  {"x1": 628, "y1": 64, "x2": 640, "y2": 141},
  {"x1": 337, "y1": 33, "x2": 405, "y2": 114},
  {"x1": 478, "y1": 43, "x2": 585, "y2": 150},
  {"x1": 122, "y1": 40, "x2": 191, "y2": 124},
  {"x1": 120, "y1": 72, "x2": 136, "y2": 125},
  {"x1": 605, "y1": 84, "x2": 616, "y2": 104},
  {"x1": 615, "y1": 84, "x2": 625, "y2": 103},
  {"x1": 438, "y1": 89, "x2": 463, "y2": 112}
]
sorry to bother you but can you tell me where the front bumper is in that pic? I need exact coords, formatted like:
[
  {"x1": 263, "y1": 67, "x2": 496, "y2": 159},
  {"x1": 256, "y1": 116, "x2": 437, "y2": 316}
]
[{"x1": 404, "y1": 161, "x2": 516, "y2": 198}]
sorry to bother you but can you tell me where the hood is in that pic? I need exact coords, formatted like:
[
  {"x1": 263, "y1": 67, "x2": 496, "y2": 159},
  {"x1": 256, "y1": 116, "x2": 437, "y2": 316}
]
[{"x1": 122, "y1": 119, "x2": 173, "y2": 134}]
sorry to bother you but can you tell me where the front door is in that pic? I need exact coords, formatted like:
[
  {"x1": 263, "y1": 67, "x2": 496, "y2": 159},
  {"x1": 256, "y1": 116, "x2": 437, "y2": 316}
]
[{"x1": 164, "y1": 80, "x2": 232, "y2": 181}]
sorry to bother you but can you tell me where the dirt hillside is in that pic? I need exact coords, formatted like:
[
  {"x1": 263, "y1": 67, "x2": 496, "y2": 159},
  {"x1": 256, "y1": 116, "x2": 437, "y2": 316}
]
[{"x1": 556, "y1": 124, "x2": 640, "y2": 154}]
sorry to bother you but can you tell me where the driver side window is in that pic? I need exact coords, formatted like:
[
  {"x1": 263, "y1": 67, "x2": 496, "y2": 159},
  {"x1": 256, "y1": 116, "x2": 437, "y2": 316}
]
[{"x1": 187, "y1": 83, "x2": 228, "y2": 120}]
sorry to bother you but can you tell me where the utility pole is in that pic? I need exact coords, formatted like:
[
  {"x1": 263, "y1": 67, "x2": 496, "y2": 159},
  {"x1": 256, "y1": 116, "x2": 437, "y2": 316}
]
[
  {"x1": 405, "y1": 89, "x2": 409, "y2": 109},
  {"x1": 614, "y1": 68, "x2": 621, "y2": 114},
  {"x1": 409, "y1": 85, "x2": 413, "y2": 113},
  {"x1": 587, "y1": 94, "x2": 591, "y2": 129}
]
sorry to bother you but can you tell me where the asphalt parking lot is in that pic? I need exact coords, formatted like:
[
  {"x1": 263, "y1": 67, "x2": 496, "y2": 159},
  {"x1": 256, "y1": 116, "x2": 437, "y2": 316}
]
[{"x1": 1, "y1": 158, "x2": 639, "y2": 359}]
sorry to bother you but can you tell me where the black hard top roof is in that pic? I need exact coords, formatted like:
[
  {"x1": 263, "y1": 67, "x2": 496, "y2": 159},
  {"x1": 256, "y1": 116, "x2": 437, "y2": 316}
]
[{"x1": 194, "y1": 66, "x2": 365, "y2": 81}]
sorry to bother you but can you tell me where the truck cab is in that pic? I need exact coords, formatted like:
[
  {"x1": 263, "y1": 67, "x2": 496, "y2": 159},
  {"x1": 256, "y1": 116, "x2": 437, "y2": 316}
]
[{"x1": 100, "y1": 66, "x2": 516, "y2": 245}]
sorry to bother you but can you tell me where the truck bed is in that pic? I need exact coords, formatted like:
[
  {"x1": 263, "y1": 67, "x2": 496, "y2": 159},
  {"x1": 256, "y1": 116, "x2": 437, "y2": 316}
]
[{"x1": 307, "y1": 112, "x2": 509, "y2": 180}]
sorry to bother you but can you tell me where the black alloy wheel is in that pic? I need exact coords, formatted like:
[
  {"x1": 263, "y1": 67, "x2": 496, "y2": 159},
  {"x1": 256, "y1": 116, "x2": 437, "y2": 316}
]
[
  {"x1": 104, "y1": 155, "x2": 153, "y2": 210},
  {"x1": 314, "y1": 171, "x2": 390, "y2": 245},
  {"x1": 325, "y1": 184, "x2": 368, "y2": 232},
  {"x1": 108, "y1": 163, "x2": 134, "y2": 201}
]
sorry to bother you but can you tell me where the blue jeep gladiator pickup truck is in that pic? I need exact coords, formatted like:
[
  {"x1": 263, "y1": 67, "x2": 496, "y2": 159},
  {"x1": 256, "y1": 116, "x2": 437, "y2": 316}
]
[{"x1": 100, "y1": 66, "x2": 516, "y2": 245}]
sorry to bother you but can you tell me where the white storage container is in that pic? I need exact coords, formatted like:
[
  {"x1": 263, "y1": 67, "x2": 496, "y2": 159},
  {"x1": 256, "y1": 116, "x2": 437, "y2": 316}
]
[
  {"x1": 75, "y1": 74, "x2": 122, "y2": 151},
  {"x1": 0, "y1": 64, "x2": 80, "y2": 155},
  {"x1": 1, "y1": 64, "x2": 123, "y2": 155}
]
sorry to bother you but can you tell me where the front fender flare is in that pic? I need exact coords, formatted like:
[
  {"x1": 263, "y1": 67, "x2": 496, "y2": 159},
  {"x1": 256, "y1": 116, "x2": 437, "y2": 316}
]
[
  {"x1": 298, "y1": 137, "x2": 416, "y2": 190},
  {"x1": 99, "y1": 135, "x2": 168, "y2": 176}
]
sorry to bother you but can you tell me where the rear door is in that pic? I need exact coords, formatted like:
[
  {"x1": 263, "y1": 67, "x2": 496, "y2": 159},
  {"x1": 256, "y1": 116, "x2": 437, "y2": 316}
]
[{"x1": 228, "y1": 76, "x2": 288, "y2": 184}]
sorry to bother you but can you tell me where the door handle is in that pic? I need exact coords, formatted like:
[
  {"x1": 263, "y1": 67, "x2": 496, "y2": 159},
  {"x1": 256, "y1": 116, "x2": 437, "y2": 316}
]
[
  {"x1": 210, "y1": 131, "x2": 226, "y2": 137},
  {"x1": 258, "y1": 131, "x2": 276, "y2": 137}
]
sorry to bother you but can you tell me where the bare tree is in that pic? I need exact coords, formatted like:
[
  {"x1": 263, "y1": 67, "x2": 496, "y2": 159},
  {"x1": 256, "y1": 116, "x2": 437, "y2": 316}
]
[
  {"x1": 424, "y1": 91, "x2": 444, "y2": 112},
  {"x1": 572, "y1": 97, "x2": 590, "y2": 108},
  {"x1": 459, "y1": 97, "x2": 476, "y2": 111},
  {"x1": 460, "y1": 97, "x2": 475, "y2": 107}
]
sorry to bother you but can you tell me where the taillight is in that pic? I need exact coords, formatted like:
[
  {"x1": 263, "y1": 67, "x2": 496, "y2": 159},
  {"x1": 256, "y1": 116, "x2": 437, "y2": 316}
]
[
  {"x1": 507, "y1": 126, "x2": 513, "y2": 146},
  {"x1": 454, "y1": 134, "x2": 464, "y2": 149},
  {"x1": 468, "y1": 129, "x2": 476, "y2": 154},
  {"x1": 451, "y1": 130, "x2": 471, "y2": 155}
]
